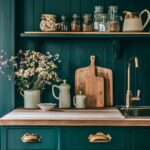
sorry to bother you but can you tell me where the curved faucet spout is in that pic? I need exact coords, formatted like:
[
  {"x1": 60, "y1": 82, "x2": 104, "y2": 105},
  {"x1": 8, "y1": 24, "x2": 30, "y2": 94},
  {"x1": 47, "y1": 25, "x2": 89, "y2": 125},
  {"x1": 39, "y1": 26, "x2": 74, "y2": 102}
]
[{"x1": 126, "y1": 56, "x2": 140, "y2": 109}]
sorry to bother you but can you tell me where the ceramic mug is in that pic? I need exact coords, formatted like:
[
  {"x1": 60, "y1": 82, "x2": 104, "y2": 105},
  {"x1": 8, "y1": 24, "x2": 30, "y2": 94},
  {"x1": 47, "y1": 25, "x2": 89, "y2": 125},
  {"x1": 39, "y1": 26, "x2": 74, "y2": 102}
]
[{"x1": 73, "y1": 95, "x2": 86, "y2": 108}]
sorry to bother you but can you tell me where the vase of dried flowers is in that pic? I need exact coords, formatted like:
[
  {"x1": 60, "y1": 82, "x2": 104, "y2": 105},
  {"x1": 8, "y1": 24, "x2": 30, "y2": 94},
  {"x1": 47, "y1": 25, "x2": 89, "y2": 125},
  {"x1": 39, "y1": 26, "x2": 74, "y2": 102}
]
[
  {"x1": 0, "y1": 50, "x2": 61, "y2": 109},
  {"x1": 20, "y1": 90, "x2": 40, "y2": 109}
]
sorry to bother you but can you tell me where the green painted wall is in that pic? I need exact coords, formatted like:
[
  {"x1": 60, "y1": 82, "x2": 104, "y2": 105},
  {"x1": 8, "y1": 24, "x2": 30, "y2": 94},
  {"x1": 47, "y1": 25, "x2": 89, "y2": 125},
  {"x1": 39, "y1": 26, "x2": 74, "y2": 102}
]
[
  {"x1": 0, "y1": 0, "x2": 15, "y2": 117},
  {"x1": 1, "y1": 0, "x2": 150, "y2": 109},
  {"x1": 15, "y1": 0, "x2": 150, "y2": 107}
]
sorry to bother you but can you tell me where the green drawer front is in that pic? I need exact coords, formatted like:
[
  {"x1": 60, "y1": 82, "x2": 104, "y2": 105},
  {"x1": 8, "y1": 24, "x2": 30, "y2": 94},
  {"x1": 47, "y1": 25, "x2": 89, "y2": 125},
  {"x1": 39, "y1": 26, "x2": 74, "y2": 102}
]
[
  {"x1": 62, "y1": 127, "x2": 126, "y2": 150},
  {"x1": 7, "y1": 127, "x2": 58, "y2": 150},
  {"x1": 132, "y1": 129, "x2": 150, "y2": 149}
]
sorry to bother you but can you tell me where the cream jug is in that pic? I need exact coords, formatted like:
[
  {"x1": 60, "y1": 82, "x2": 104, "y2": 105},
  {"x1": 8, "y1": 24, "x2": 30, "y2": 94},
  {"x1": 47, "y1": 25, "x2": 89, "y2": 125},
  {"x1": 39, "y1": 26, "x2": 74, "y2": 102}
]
[
  {"x1": 123, "y1": 9, "x2": 150, "y2": 31},
  {"x1": 52, "y1": 80, "x2": 71, "y2": 108},
  {"x1": 73, "y1": 91, "x2": 86, "y2": 108}
]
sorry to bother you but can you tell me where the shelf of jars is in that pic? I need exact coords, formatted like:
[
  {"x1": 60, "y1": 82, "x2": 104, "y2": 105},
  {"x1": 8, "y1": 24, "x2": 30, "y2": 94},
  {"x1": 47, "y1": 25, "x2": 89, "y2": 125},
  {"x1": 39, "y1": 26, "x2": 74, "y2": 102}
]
[{"x1": 20, "y1": 32, "x2": 150, "y2": 38}]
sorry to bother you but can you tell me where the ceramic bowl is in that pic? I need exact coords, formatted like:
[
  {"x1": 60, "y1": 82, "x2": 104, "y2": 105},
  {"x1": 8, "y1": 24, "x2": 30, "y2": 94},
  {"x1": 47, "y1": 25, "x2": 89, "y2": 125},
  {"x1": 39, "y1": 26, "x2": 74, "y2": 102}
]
[{"x1": 38, "y1": 103, "x2": 57, "y2": 111}]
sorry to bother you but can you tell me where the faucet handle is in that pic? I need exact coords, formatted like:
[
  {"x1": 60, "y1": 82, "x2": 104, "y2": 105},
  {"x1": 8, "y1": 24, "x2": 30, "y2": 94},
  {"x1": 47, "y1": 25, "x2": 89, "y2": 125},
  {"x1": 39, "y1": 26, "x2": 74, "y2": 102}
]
[
  {"x1": 131, "y1": 89, "x2": 141, "y2": 101},
  {"x1": 137, "y1": 89, "x2": 141, "y2": 98}
]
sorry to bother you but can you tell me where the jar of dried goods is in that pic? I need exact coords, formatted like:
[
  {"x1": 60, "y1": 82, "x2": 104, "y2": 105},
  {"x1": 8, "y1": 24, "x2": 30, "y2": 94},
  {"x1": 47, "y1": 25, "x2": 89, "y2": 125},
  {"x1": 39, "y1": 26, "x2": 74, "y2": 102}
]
[
  {"x1": 82, "y1": 14, "x2": 93, "y2": 32},
  {"x1": 71, "y1": 14, "x2": 81, "y2": 32}
]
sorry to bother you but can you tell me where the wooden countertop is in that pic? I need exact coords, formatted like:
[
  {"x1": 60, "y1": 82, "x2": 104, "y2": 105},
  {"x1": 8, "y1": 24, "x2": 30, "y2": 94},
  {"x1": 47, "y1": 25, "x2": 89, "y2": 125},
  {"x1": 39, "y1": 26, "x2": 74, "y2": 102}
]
[{"x1": 1, "y1": 108, "x2": 150, "y2": 126}]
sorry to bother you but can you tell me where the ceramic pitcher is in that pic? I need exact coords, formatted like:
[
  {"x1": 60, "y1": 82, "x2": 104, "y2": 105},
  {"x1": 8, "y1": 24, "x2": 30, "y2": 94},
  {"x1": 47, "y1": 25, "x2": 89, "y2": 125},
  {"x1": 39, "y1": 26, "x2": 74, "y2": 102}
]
[
  {"x1": 73, "y1": 91, "x2": 86, "y2": 108},
  {"x1": 123, "y1": 9, "x2": 150, "y2": 31},
  {"x1": 52, "y1": 80, "x2": 71, "y2": 108}
]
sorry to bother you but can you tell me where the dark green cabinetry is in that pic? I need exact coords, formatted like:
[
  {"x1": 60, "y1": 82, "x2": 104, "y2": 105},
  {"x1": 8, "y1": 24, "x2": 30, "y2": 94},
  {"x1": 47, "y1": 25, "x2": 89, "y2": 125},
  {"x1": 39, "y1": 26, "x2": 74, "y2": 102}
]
[
  {"x1": 1, "y1": 126, "x2": 150, "y2": 150},
  {"x1": 1, "y1": 127, "x2": 59, "y2": 150},
  {"x1": 61, "y1": 127, "x2": 127, "y2": 150}
]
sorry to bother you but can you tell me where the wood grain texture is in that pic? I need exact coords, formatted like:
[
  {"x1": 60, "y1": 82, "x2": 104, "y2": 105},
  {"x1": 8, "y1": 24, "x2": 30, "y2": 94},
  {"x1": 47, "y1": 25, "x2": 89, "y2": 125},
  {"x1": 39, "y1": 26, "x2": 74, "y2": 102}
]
[
  {"x1": 75, "y1": 56, "x2": 113, "y2": 107},
  {"x1": 24, "y1": 32, "x2": 150, "y2": 35},
  {"x1": 1, "y1": 108, "x2": 150, "y2": 126},
  {"x1": 75, "y1": 56, "x2": 104, "y2": 108}
]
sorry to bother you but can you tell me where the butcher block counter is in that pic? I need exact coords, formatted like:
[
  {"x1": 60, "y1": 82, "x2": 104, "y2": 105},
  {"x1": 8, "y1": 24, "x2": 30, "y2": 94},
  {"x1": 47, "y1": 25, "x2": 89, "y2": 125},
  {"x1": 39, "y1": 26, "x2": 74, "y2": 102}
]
[{"x1": 1, "y1": 107, "x2": 150, "y2": 126}]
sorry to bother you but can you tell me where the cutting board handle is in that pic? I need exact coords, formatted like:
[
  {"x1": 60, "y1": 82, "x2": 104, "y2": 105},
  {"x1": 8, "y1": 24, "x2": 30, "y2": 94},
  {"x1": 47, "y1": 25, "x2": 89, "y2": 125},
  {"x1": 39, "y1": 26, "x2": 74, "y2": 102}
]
[{"x1": 90, "y1": 56, "x2": 95, "y2": 66}]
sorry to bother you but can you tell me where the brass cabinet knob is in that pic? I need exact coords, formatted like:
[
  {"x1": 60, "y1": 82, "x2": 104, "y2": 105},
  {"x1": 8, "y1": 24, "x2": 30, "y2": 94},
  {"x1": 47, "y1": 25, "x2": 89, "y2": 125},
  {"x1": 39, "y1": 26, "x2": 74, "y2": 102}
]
[
  {"x1": 21, "y1": 133, "x2": 42, "y2": 143},
  {"x1": 88, "y1": 132, "x2": 112, "y2": 143}
]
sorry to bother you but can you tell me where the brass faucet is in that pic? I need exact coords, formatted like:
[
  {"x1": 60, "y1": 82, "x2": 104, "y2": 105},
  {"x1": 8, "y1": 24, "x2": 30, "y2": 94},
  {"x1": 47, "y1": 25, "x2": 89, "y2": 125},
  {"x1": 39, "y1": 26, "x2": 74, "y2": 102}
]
[{"x1": 126, "y1": 57, "x2": 140, "y2": 110}]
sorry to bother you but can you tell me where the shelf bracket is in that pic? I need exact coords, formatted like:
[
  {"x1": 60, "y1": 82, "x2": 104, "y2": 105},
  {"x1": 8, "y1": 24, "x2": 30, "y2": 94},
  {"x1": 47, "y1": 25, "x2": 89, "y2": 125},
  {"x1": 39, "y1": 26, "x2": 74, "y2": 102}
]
[{"x1": 113, "y1": 39, "x2": 122, "y2": 59}]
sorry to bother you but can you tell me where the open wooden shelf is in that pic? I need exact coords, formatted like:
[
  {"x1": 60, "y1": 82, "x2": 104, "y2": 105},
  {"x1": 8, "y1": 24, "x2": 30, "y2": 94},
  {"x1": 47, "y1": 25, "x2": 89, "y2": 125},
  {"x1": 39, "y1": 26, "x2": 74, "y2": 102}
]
[{"x1": 20, "y1": 31, "x2": 150, "y2": 38}]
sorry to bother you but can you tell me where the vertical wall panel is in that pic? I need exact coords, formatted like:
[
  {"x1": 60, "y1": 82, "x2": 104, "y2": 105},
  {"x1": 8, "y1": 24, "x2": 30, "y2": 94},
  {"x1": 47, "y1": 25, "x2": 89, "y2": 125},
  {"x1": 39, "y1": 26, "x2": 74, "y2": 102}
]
[
  {"x1": 0, "y1": 0, "x2": 14, "y2": 116},
  {"x1": 14, "y1": 0, "x2": 150, "y2": 106}
]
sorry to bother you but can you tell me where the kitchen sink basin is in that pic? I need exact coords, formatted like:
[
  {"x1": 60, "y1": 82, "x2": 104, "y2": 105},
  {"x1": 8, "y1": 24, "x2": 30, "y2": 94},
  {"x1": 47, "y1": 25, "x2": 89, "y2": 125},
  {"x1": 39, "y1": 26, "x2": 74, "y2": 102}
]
[{"x1": 118, "y1": 106, "x2": 150, "y2": 117}]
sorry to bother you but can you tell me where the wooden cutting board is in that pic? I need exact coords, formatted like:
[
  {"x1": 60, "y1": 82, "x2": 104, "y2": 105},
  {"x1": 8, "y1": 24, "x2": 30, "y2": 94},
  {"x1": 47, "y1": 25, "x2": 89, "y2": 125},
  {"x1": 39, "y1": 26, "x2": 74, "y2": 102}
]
[
  {"x1": 75, "y1": 56, "x2": 104, "y2": 108},
  {"x1": 75, "y1": 56, "x2": 113, "y2": 107}
]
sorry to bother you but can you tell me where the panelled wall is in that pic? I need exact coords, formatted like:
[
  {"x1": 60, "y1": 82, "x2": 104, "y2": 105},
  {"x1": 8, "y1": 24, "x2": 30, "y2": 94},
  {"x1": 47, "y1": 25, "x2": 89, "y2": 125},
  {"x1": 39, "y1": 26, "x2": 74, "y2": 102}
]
[
  {"x1": 0, "y1": 0, "x2": 15, "y2": 117},
  {"x1": 0, "y1": 0, "x2": 150, "y2": 109},
  {"x1": 15, "y1": 0, "x2": 150, "y2": 107}
]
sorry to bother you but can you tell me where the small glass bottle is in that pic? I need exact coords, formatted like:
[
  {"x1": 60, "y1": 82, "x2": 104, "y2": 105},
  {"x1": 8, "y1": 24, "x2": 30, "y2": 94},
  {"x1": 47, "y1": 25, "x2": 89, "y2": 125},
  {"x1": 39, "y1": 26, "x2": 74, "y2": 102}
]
[
  {"x1": 93, "y1": 6, "x2": 104, "y2": 31},
  {"x1": 71, "y1": 14, "x2": 81, "y2": 32},
  {"x1": 82, "y1": 14, "x2": 93, "y2": 32},
  {"x1": 98, "y1": 14, "x2": 109, "y2": 32},
  {"x1": 60, "y1": 15, "x2": 69, "y2": 31}
]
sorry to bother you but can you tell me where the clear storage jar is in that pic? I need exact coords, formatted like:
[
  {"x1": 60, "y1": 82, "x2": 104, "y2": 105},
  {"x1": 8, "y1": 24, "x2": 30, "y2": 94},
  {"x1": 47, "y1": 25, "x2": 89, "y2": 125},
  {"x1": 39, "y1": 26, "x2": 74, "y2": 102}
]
[
  {"x1": 82, "y1": 14, "x2": 93, "y2": 32},
  {"x1": 98, "y1": 14, "x2": 109, "y2": 32},
  {"x1": 108, "y1": 6, "x2": 120, "y2": 32},
  {"x1": 71, "y1": 14, "x2": 81, "y2": 32},
  {"x1": 93, "y1": 6, "x2": 104, "y2": 31}
]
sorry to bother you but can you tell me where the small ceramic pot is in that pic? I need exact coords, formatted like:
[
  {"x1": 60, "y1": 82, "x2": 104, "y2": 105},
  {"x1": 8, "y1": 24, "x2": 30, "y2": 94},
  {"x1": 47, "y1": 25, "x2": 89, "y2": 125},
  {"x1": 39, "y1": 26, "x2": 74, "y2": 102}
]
[{"x1": 40, "y1": 14, "x2": 60, "y2": 32}]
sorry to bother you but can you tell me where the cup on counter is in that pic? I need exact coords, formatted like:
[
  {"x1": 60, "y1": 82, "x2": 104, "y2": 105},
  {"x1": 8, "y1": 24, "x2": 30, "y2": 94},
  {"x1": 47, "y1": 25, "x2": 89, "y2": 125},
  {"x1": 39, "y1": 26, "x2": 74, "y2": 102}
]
[{"x1": 73, "y1": 91, "x2": 86, "y2": 108}]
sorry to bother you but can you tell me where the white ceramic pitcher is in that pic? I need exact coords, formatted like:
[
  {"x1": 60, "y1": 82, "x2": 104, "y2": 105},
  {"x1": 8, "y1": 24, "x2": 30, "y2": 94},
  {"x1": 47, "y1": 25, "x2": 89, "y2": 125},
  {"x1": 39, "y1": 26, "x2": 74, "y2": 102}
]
[
  {"x1": 52, "y1": 80, "x2": 71, "y2": 108},
  {"x1": 123, "y1": 9, "x2": 150, "y2": 31}
]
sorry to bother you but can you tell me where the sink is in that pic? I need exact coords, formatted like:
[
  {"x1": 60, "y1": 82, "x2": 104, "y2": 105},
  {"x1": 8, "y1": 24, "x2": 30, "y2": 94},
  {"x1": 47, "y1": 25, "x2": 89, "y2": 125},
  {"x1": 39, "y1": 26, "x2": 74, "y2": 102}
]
[{"x1": 118, "y1": 106, "x2": 150, "y2": 117}]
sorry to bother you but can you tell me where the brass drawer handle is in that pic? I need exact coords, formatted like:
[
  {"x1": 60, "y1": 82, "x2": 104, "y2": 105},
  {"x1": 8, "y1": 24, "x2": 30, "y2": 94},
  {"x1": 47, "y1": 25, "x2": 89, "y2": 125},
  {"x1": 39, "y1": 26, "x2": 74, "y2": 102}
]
[
  {"x1": 21, "y1": 133, "x2": 42, "y2": 143},
  {"x1": 88, "y1": 132, "x2": 112, "y2": 143}
]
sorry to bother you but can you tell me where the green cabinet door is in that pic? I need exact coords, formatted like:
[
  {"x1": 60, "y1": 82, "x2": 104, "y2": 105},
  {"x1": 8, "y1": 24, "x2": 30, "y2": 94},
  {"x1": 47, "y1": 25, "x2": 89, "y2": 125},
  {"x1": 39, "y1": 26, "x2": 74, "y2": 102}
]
[
  {"x1": 1, "y1": 126, "x2": 58, "y2": 150},
  {"x1": 61, "y1": 127, "x2": 127, "y2": 150},
  {"x1": 131, "y1": 127, "x2": 150, "y2": 150}
]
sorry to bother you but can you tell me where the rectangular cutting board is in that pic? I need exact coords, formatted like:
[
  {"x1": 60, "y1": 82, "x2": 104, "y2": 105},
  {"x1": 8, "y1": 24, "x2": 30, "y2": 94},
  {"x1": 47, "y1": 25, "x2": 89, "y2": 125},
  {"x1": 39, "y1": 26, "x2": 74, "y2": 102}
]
[{"x1": 75, "y1": 56, "x2": 113, "y2": 107}]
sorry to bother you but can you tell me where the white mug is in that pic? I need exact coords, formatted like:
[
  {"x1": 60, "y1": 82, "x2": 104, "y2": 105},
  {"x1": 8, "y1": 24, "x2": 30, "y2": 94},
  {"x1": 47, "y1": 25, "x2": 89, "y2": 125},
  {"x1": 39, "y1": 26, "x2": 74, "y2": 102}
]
[{"x1": 73, "y1": 95, "x2": 86, "y2": 108}]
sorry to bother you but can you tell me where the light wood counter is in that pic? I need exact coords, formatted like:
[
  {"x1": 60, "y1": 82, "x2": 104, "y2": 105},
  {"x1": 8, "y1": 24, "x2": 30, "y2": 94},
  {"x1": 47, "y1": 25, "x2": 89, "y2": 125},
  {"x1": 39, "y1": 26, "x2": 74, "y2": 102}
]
[{"x1": 1, "y1": 108, "x2": 150, "y2": 126}]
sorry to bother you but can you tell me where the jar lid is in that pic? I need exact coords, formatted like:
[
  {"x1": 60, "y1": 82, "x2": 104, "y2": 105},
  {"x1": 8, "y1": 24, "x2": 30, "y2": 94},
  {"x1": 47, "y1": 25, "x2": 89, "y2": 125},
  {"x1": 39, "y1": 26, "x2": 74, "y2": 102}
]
[
  {"x1": 61, "y1": 15, "x2": 67, "y2": 21},
  {"x1": 83, "y1": 14, "x2": 92, "y2": 20},
  {"x1": 72, "y1": 14, "x2": 80, "y2": 18},
  {"x1": 42, "y1": 14, "x2": 56, "y2": 17}
]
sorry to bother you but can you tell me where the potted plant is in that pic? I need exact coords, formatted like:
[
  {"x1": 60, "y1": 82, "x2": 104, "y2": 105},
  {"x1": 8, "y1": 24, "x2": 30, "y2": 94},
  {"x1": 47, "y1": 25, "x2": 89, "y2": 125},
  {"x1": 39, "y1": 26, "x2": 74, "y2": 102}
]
[{"x1": 0, "y1": 50, "x2": 61, "y2": 109}]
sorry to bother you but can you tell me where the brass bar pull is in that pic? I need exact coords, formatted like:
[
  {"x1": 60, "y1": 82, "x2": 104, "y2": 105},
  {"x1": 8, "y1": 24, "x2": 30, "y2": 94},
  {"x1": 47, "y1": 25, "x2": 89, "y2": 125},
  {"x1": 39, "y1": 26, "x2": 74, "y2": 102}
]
[
  {"x1": 21, "y1": 133, "x2": 42, "y2": 143},
  {"x1": 88, "y1": 132, "x2": 112, "y2": 143}
]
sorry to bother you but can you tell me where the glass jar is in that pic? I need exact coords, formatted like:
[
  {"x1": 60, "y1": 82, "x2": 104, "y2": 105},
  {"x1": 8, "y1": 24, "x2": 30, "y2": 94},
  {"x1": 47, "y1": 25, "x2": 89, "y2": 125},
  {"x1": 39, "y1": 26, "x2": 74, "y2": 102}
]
[
  {"x1": 98, "y1": 14, "x2": 109, "y2": 32},
  {"x1": 71, "y1": 14, "x2": 81, "y2": 32},
  {"x1": 108, "y1": 6, "x2": 120, "y2": 32},
  {"x1": 82, "y1": 14, "x2": 93, "y2": 32},
  {"x1": 60, "y1": 15, "x2": 69, "y2": 31},
  {"x1": 93, "y1": 6, "x2": 104, "y2": 31},
  {"x1": 108, "y1": 16, "x2": 120, "y2": 32},
  {"x1": 108, "y1": 6, "x2": 119, "y2": 20}
]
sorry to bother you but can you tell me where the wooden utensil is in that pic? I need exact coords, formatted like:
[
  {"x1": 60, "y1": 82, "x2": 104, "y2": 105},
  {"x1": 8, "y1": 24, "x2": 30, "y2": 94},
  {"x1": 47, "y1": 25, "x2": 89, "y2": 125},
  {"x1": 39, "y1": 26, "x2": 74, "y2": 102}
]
[
  {"x1": 75, "y1": 56, "x2": 104, "y2": 108},
  {"x1": 75, "y1": 56, "x2": 113, "y2": 107}
]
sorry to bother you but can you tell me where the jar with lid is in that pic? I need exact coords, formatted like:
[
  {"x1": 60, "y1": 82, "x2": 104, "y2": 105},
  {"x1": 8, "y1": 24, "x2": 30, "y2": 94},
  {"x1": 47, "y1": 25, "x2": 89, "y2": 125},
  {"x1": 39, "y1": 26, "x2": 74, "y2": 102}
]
[
  {"x1": 108, "y1": 6, "x2": 121, "y2": 32},
  {"x1": 71, "y1": 14, "x2": 81, "y2": 32},
  {"x1": 108, "y1": 6, "x2": 119, "y2": 20},
  {"x1": 93, "y1": 6, "x2": 104, "y2": 31},
  {"x1": 82, "y1": 14, "x2": 93, "y2": 32},
  {"x1": 98, "y1": 14, "x2": 109, "y2": 32},
  {"x1": 60, "y1": 15, "x2": 69, "y2": 31}
]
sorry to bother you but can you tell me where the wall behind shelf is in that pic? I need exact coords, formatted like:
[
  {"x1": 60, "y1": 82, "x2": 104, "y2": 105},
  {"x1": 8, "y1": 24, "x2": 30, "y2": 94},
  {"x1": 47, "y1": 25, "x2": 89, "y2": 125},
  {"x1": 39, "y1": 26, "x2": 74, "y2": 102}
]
[{"x1": 15, "y1": 0, "x2": 150, "y2": 107}]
